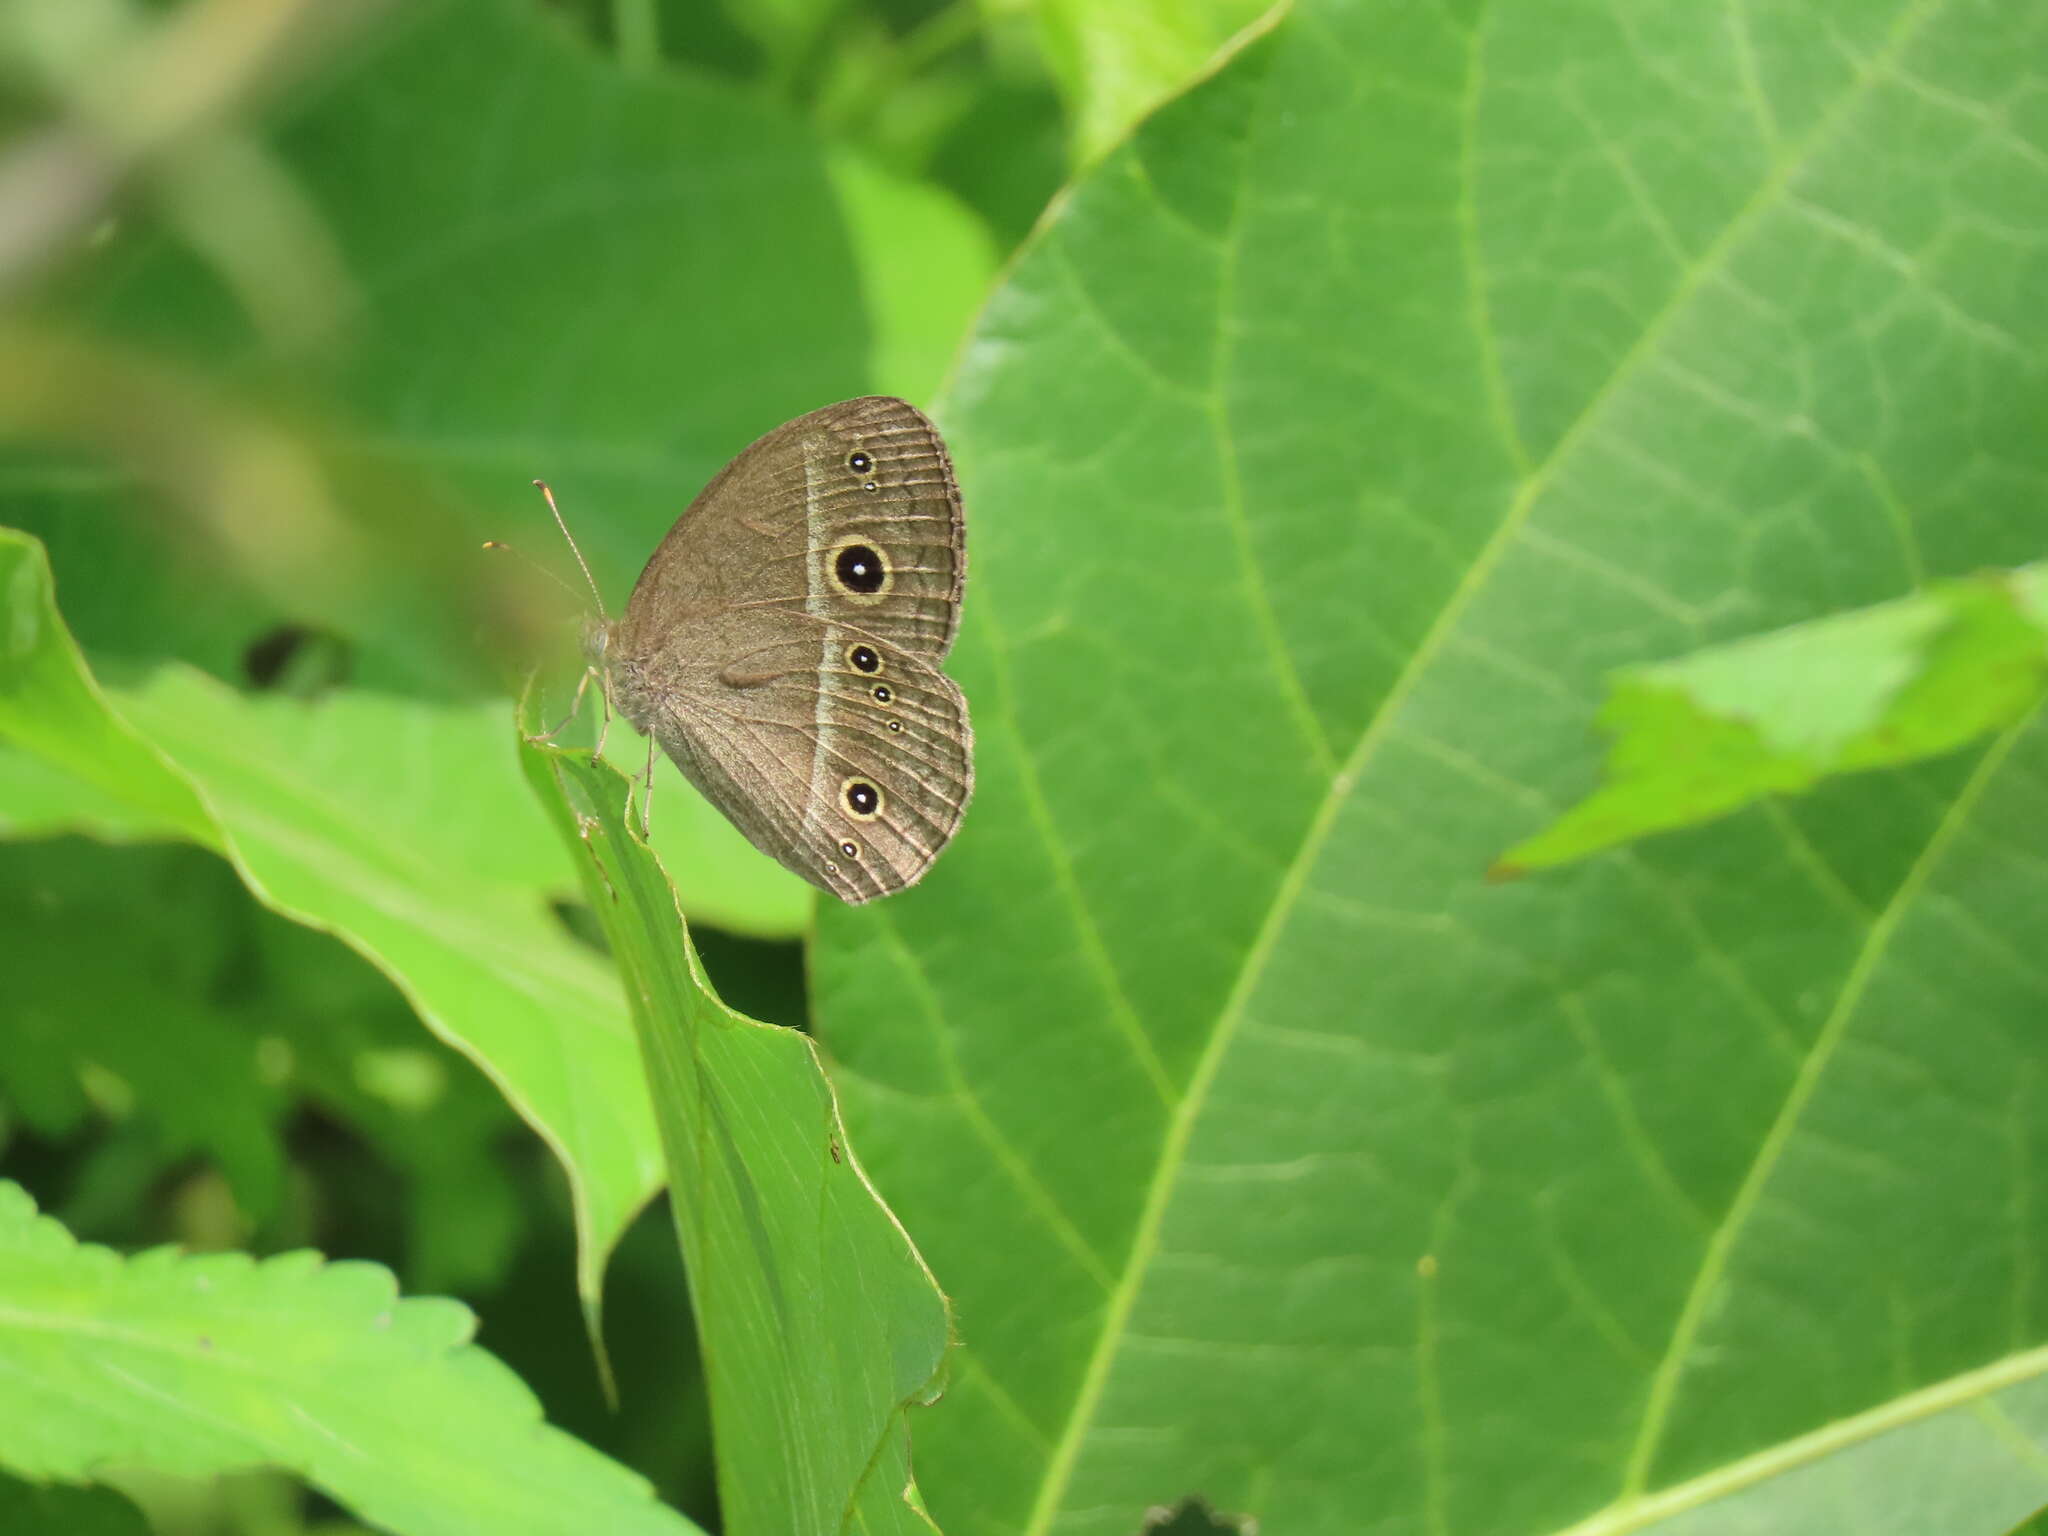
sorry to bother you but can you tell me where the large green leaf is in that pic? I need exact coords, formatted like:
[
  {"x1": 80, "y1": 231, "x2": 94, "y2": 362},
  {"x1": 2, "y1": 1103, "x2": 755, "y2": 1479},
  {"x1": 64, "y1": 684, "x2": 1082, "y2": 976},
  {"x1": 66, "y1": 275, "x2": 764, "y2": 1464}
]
[
  {"x1": 814, "y1": 1, "x2": 2048, "y2": 1532},
  {"x1": 519, "y1": 730, "x2": 949, "y2": 1536},
  {"x1": 0, "y1": 1181, "x2": 700, "y2": 1536}
]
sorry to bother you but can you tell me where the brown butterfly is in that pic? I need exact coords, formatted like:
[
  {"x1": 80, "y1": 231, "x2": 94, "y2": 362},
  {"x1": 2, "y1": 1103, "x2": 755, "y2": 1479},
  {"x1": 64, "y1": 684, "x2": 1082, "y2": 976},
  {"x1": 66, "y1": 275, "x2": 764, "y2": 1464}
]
[{"x1": 539, "y1": 397, "x2": 972, "y2": 903}]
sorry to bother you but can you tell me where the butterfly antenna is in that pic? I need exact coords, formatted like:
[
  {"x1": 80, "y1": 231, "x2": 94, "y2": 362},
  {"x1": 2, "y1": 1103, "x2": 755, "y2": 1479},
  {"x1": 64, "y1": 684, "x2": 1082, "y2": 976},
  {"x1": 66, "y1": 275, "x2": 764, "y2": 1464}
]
[
  {"x1": 481, "y1": 540, "x2": 587, "y2": 605},
  {"x1": 533, "y1": 479, "x2": 609, "y2": 624}
]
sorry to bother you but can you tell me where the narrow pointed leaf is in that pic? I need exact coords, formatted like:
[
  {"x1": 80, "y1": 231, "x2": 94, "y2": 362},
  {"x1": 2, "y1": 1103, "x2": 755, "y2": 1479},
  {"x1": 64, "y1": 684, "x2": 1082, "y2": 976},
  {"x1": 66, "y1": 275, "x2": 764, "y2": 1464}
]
[{"x1": 519, "y1": 732, "x2": 949, "y2": 1536}]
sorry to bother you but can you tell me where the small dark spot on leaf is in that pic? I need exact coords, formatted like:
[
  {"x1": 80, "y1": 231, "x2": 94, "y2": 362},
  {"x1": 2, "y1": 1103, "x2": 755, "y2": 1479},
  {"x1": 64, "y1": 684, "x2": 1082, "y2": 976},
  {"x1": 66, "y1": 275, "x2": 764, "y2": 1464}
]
[
  {"x1": 549, "y1": 897, "x2": 610, "y2": 955},
  {"x1": 243, "y1": 623, "x2": 352, "y2": 695},
  {"x1": 1140, "y1": 1496, "x2": 1254, "y2": 1535}
]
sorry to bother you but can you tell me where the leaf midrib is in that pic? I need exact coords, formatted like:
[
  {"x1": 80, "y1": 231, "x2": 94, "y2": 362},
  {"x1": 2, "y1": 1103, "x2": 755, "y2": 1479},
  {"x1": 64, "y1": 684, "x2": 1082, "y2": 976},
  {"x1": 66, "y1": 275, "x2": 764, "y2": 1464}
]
[
  {"x1": 1559, "y1": 1336, "x2": 2048, "y2": 1535},
  {"x1": 1617, "y1": 714, "x2": 2035, "y2": 1498}
]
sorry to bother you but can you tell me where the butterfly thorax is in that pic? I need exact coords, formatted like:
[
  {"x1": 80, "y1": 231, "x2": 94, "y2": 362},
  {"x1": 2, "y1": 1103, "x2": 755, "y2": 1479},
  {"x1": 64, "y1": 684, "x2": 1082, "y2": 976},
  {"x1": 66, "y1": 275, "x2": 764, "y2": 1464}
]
[{"x1": 588, "y1": 618, "x2": 656, "y2": 735}]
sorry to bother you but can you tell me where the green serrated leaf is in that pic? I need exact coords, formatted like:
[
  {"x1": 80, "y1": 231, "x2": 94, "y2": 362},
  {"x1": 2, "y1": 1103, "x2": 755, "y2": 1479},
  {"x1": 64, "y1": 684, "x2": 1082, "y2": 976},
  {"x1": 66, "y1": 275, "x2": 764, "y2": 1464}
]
[
  {"x1": 0, "y1": 1181, "x2": 701, "y2": 1536},
  {"x1": 1500, "y1": 564, "x2": 2048, "y2": 873},
  {"x1": 517, "y1": 728, "x2": 949, "y2": 1536}
]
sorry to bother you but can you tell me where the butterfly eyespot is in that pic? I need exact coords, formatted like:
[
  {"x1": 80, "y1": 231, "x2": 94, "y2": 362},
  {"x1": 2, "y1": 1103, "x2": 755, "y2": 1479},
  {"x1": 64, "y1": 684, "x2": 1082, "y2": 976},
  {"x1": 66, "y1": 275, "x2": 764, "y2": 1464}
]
[
  {"x1": 842, "y1": 778, "x2": 883, "y2": 820},
  {"x1": 839, "y1": 840, "x2": 860, "y2": 859},
  {"x1": 847, "y1": 451, "x2": 872, "y2": 473},
  {"x1": 831, "y1": 542, "x2": 889, "y2": 597},
  {"x1": 872, "y1": 684, "x2": 892, "y2": 703},
  {"x1": 846, "y1": 643, "x2": 882, "y2": 674},
  {"x1": 886, "y1": 719, "x2": 903, "y2": 732},
  {"x1": 825, "y1": 860, "x2": 839, "y2": 874},
  {"x1": 862, "y1": 480, "x2": 879, "y2": 493}
]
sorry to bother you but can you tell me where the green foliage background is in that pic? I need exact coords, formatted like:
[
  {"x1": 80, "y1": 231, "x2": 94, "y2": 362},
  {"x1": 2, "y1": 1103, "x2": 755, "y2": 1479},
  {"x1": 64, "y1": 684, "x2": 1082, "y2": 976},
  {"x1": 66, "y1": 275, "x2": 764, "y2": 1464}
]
[{"x1": 2, "y1": 1, "x2": 2046, "y2": 1534}]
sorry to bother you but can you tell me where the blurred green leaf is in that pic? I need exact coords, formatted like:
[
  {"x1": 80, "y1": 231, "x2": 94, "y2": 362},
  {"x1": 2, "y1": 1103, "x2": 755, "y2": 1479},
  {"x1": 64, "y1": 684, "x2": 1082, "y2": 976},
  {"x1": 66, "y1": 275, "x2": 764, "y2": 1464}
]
[
  {"x1": 1501, "y1": 564, "x2": 2048, "y2": 874},
  {"x1": 1031, "y1": 0, "x2": 1279, "y2": 164},
  {"x1": 0, "y1": 824, "x2": 530, "y2": 1291},
  {"x1": 7, "y1": 0, "x2": 902, "y2": 691},
  {"x1": 103, "y1": 666, "x2": 661, "y2": 1309},
  {"x1": 0, "y1": 1469, "x2": 150, "y2": 1536},
  {"x1": 925, "y1": 47, "x2": 1067, "y2": 247},
  {"x1": 0, "y1": 745, "x2": 176, "y2": 842},
  {"x1": 0, "y1": 516, "x2": 815, "y2": 1305},
  {"x1": 828, "y1": 149, "x2": 999, "y2": 401},
  {"x1": 813, "y1": 1, "x2": 2048, "y2": 1533},
  {"x1": 0, "y1": 531, "x2": 212, "y2": 844},
  {"x1": 0, "y1": 1180, "x2": 702, "y2": 1536},
  {"x1": 706, "y1": 0, "x2": 842, "y2": 86},
  {"x1": 248, "y1": 909, "x2": 529, "y2": 1297},
  {"x1": 0, "y1": 840, "x2": 286, "y2": 1218},
  {"x1": 519, "y1": 731, "x2": 949, "y2": 1536},
  {"x1": 0, "y1": 519, "x2": 637, "y2": 1295}
]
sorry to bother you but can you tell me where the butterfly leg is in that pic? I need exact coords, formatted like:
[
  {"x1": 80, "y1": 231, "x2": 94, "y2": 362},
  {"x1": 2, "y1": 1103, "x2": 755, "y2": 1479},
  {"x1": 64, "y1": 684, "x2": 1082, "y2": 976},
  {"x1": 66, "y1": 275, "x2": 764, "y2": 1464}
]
[
  {"x1": 637, "y1": 733, "x2": 656, "y2": 838},
  {"x1": 532, "y1": 664, "x2": 596, "y2": 742}
]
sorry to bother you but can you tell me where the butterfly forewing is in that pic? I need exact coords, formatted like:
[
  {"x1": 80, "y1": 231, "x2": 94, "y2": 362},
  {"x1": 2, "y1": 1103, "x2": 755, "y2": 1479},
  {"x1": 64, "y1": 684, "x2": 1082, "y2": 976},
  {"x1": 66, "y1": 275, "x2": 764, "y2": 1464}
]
[{"x1": 602, "y1": 396, "x2": 972, "y2": 901}]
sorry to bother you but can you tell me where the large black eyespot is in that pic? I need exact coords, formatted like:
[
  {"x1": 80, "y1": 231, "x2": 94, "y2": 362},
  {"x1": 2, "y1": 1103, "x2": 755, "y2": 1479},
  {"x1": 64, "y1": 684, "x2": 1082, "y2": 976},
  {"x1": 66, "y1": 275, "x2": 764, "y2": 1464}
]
[
  {"x1": 834, "y1": 544, "x2": 886, "y2": 594},
  {"x1": 848, "y1": 451, "x2": 872, "y2": 473},
  {"x1": 872, "y1": 684, "x2": 892, "y2": 703},
  {"x1": 843, "y1": 779, "x2": 882, "y2": 819},
  {"x1": 847, "y1": 644, "x2": 881, "y2": 674}
]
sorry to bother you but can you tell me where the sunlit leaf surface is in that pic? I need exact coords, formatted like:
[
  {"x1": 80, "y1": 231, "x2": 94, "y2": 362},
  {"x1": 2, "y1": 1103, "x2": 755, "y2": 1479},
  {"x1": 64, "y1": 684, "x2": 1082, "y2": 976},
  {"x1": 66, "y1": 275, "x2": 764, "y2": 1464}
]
[{"x1": 816, "y1": 2, "x2": 2048, "y2": 1531}]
